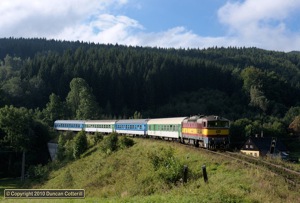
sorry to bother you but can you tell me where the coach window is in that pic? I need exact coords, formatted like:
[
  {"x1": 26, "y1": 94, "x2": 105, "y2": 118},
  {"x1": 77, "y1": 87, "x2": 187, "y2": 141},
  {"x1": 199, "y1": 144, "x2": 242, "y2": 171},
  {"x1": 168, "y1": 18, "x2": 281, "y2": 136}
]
[{"x1": 203, "y1": 122, "x2": 206, "y2": 127}]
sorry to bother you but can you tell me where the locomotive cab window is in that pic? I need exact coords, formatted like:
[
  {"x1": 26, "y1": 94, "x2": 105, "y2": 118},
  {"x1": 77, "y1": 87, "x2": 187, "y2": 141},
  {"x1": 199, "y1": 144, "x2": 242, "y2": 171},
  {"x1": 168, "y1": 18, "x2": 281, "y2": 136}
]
[{"x1": 207, "y1": 121, "x2": 229, "y2": 128}]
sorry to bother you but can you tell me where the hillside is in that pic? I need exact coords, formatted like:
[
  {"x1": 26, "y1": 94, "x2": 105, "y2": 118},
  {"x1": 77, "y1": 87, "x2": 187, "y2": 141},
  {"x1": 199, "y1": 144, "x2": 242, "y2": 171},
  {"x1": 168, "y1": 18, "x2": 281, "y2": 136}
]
[
  {"x1": 2, "y1": 138, "x2": 296, "y2": 203},
  {"x1": 1, "y1": 38, "x2": 300, "y2": 179},
  {"x1": 1, "y1": 38, "x2": 300, "y2": 119}
]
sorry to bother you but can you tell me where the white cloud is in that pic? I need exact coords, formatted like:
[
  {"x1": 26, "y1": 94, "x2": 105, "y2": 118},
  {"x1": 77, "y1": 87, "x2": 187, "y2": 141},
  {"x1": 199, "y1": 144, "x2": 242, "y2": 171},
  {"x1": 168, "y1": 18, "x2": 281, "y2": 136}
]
[
  {"x1": 217, "y1": 0, "x2": 300, "y2": 51},
  {"x1": 0, "y1": 0, "x2": 126, "y2": 37},
  {"x1": 1, "y1": 0, "x2": 300, "y2": 51},
  {"x1": 53, "y1": 14, "x2": 143, "y2": 44}
]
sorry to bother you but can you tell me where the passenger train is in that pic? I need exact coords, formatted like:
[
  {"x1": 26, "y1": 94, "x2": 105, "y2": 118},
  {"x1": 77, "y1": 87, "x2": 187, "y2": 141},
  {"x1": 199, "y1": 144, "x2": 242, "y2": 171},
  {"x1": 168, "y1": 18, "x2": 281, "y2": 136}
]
[{"x1": 54, "y1": 115, "x2": 230, "y2": 149}]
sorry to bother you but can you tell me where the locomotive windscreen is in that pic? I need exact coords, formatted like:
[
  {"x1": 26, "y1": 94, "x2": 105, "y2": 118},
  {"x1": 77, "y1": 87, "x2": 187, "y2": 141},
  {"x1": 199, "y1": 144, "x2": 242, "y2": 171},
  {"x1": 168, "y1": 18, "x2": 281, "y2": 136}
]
[{"x1": 207, "y1": 121, "x2": 229, "y2": 128}]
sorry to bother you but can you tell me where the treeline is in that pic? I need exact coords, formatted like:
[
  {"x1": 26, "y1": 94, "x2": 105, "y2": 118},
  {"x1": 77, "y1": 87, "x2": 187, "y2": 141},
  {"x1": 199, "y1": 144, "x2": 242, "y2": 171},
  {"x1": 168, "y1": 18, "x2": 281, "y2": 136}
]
[
  {"x1": 1, "y1": 38, "x2": 300, "y2": 177},
  {"x1": 1, "y1": 38, "x2": 300, "y2": 118}
]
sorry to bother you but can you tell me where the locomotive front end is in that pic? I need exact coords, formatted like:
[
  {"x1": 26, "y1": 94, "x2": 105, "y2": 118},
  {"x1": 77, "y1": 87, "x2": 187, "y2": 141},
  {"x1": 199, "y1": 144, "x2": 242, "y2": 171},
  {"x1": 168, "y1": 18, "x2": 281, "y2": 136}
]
[{"x1": 203, "y1": 116, "x2": 230, "y2": 149}]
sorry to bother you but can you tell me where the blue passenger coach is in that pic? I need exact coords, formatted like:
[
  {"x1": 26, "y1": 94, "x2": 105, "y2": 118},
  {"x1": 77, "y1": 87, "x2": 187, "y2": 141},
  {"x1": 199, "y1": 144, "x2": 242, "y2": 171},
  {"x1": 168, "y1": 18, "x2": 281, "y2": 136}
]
[
  {"x1": 54, "y1": 120, "x2": 85, "y2": 131},
  {"x1": 115, "y1": 119, "x2": 148, "y2": 136}
]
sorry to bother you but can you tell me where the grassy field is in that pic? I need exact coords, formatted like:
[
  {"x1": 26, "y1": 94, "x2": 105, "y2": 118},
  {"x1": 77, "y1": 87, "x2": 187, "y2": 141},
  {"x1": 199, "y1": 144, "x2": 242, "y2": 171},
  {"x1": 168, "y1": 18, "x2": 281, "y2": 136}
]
[
  {"x1": 1, "y1": 138, "x2": 299, "y2": 203},
  {"x1": 0, "y1": 178, "x2": 21, "y2": 197}
]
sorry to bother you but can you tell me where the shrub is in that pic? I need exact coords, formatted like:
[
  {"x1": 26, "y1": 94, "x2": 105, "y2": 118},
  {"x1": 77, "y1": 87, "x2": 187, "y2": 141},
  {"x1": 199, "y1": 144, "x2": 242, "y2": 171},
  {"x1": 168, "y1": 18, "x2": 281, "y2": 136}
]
[
  {"x1": 93, "y1": 132, "x2": 104, "y2": 144},
  {"x1": 73, "y1": 130, "x2": 88, "y2": 159},
  {"x1": 118, "y1": 136, "x2": 135, "y2": 149},
  {"x1": 101, "y1": 132, "x2": 119, "y2": 154},
  {"x1": 56, "y1": 134, "x2": 66, "y2": 161},
  {"x1": 27, "y1": 164, "x2": 49, "y2": 181},
  {"x1": 57, "y1": 132, "x2": 77, "y2": 161},
  {"x1": 148, "y1": 147, "x2": 184, "y2": 184}
]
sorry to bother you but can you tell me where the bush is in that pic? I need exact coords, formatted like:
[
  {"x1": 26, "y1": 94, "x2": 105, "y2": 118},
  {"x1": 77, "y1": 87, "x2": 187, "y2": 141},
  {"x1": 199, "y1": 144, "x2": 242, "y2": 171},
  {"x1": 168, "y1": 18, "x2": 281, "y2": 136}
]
[
  {"x1": 27, "y1": 164, "x2": 49, "y2": 181},
  {"x1": 101, "y1": 132, "x2": 119, "y2": 154},
  {"x1": 148, "y1": 147, "x2": 184, "y2": 184},
  {"x1": 57, "y1": 132, "x2": 77, "y2": 161},
  {"x1": 73, "y1": 131, "x2": 88, "y2": 159},
  {"x1": 100, "y1": 133, "x2": 135, "y2": 154},
  {"x1": 93, "y1": 132, "x2": 104, "y2": 144},
  {"x1": 118, "y1": 136, "x2": 135, "y2": 149}
]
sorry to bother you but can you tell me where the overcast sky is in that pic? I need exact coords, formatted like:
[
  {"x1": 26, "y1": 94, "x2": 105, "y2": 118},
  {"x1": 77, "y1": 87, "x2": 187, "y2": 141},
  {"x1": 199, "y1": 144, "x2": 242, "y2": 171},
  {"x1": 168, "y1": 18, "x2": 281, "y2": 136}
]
[{"x1": 1, "y1": 0, "x2": 300, "y2": 51}]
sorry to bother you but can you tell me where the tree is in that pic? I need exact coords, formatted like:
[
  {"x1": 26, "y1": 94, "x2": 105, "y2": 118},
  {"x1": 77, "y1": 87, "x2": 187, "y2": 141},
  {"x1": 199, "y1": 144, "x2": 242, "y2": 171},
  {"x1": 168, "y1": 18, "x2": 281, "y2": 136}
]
[
  {"x1": 66, "y1": 78, "x2": 88, "y2": 115},
  {"x1": 132, "y1": 111, "x2": 142, "y2": 119},
  {"x1": 66, "y1": 78, "x2": 101, "y2": 119},
  {"x1": 2, "y1": 77, "x2": 24, "y2": 99},
  {"x1": 284, "y1": 106, "x2": 300, "y2": 124},
  {"x1": 241, "y1": 67, "x2": 264, "y2": 92},
  {"x1": 289, "y1": 116, "x2": 300, "y2": 137},
  {"x1": 73, "y1": 131, "x2": 88, "y2": 159},
  {"x1": 76, "y1": 88, "x2": 100, "y2": 119},
  {"x1": 249, "y1": 86, "x2": 269, "y2": 113},
  {"x1": 0, "y1": 105, "x2": 34, "y2": 180},
  {"x1": 44, "y1": 93, "x2": 67, "y2": 124},
  {"x1": 0, "y1": 105, "x2": 33, "y2": 151}
]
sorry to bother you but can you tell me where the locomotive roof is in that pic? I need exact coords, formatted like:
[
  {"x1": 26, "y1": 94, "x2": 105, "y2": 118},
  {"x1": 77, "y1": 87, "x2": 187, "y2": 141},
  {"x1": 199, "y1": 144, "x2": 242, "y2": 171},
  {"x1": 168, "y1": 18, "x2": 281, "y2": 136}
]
[
  {"x1": 183, "y1": 115, "x2": 229, "y2": 122},
  {"x1": 205, "y1": 115, "x2": 229, "y2": 121}
]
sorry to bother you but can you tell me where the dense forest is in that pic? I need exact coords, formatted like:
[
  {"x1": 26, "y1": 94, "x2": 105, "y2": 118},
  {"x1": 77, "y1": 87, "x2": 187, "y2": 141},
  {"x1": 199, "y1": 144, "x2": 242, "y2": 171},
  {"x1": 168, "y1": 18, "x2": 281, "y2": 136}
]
[{"x1": 1, "y1": 38, "x2": 300, "y2": 177}]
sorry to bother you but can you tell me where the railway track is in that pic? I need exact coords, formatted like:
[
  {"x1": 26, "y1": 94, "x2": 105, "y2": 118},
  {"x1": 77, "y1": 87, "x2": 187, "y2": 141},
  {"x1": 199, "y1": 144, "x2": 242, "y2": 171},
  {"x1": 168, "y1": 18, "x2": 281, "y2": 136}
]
[
  {"x1": 170, "y1": 140, "x2": 300, "y2": 189},
  {"x1": 196, "y1": 147, "x2": 300, "y2": 189},
  {"x1": 145, "y1": 137, "x2": 300, "y2": 189}
]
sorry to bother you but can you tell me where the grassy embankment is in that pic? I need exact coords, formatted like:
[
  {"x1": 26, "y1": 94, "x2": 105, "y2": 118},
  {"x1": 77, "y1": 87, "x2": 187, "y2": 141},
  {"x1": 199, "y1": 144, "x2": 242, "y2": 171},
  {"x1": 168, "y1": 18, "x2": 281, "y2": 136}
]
[{"x1": 1, "y1": 138, "x2": 299, "y2": 203}]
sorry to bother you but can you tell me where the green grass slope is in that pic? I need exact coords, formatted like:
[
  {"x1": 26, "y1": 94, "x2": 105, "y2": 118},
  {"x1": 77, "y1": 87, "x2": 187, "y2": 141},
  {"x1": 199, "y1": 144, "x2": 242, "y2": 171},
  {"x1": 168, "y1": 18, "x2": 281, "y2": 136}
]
[{"x1": 1, "y1": 138, "x2": 299, "y2": 203}]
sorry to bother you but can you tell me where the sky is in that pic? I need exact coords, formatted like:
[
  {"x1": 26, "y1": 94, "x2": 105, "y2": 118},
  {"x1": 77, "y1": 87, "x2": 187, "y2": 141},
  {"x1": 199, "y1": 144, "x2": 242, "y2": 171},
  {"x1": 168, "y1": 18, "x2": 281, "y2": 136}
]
[{"x1": 1, "y1": 0, "x2": 300, "y2": 52}]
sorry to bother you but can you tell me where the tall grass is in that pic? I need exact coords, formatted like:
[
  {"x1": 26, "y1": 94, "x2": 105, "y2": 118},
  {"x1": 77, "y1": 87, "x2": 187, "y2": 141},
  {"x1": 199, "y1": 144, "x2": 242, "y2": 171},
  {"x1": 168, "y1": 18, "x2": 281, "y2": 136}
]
[{"x1": 1, "y1": 137, "x2": 299, "y2": 202}]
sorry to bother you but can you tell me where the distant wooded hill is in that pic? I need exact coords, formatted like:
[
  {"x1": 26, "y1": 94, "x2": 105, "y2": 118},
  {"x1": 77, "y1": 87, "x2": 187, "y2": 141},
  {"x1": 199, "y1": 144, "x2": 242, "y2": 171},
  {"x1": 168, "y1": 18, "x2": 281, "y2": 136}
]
[{"x1": 0, "y1": 38, "x2": 300, "y2": 120}]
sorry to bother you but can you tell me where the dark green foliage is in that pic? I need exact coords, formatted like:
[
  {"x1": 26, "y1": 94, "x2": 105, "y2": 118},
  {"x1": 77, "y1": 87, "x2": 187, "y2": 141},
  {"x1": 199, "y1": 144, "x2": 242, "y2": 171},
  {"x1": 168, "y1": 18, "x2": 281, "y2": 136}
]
[
  {"x1": 56, "y1": 134, "x2": 66, "y2": 161},
  {"x1": 118, "y1": 136, "x2": 135, "y2": 149},
  {"x1": 0, "y1": 105, "x2": 51, "y2": 177},
  {"x1": 56, "y1": 132, "x2": 76, "y2": 161},
  {"x1": 1, "y1": 39, "x2": 300, "y2": 119},
  {"x1": 0, "y1": 105, "x2": 33, "y2": 152},
  {"x1": 73, "y1": 131, "x2": 88, "y2": 159},
  {"x1": 92, "y1": 132, "x2": 104, "y2": 145},
  {"x1": 43, "y1": 93, "x2": 67, "y2": 125},
  {"x1": 100, "y1": 133, "x2": 135, "y2": 154},
  {"x1": 66, "y1": 78, "x2": 101, "y2": 119},
  {"x1": 147, "y1": 147, "x2": 183, "y2": 184},
  {"x1": 27, "y1": 164, "x2": 49, "y2": 181},
  {"x1": 249, "y1": 86, "x2": 269, "y2": 113},
  {"x1": 101, "y1": 132, "x2": 119, "y2": 154},
  {"x1": 284, "y1": 106, "x2": 300, "y2": 124}
]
